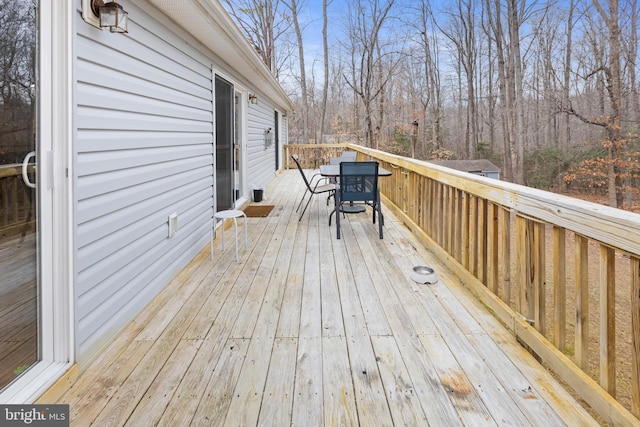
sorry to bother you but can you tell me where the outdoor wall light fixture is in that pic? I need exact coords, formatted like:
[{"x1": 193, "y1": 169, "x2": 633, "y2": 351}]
[
  {"x1": 82, "y1": 0, "x2": 128, "y2": 33},
  {"x1": 249, "y1": 94, "x2": 258, "y2": 104}
]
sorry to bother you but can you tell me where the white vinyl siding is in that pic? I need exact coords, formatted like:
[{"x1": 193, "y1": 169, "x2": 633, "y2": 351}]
[
  {"x1": 246, "y1": 101, "x2": 277, "y2": 190},
  {"x1": 74, "y1": 5, "x2": 213, "y2": 366}
]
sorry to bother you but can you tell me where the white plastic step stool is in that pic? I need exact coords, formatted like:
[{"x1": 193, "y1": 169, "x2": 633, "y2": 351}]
[{"x1": 212, "y1": 209, "x2": 247, "y2": 262}]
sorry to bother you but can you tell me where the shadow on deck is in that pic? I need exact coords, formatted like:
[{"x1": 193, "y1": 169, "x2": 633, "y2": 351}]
[{"x1": 54, "y1": 170, "x2": 598, "y2": 426}]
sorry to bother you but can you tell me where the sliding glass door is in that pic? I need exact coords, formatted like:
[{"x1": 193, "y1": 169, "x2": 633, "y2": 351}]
[
  {"x1": 0, "y1": 1, "x2": 39, "y2": 392},
  {"x1": 215, "y1": 75, "x2": 234, "y2": 211}
]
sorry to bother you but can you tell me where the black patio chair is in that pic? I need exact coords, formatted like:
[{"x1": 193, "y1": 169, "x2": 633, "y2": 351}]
[
  {"x1": 292, "y1": 155, "x2": 335, "y2": 221},
  {"x1": 330, "y1": 161, "x2": 383, "y2": 239}
]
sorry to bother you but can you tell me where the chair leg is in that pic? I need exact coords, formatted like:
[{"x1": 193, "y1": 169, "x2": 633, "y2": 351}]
[
  {"x1": 296, "y1": 189, "x2": 309, "y2": 213},
  {"x1": 335, "y1": 194, "x2": 341, "y2": 239},
  {"x1": 299, "y1": 191, "x2": 315, "y2": 221},
  {"x1": 326, "y1": 192, "x2": 334, "y2": 205},
  {"x1": 378, "y1": 204, "x2": 383, "y2": 239},
  {"x1": 376, "y1": 192, "x2": 383, "y2": 238}
]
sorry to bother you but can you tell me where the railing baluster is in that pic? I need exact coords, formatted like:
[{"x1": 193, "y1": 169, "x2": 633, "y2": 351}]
[
  {"x1": 444, "y1": 185, "x2": 451, "y2": 253},
  {"x1": 13, "y1": 175, "x2": 19, "y2": 223},
  {"x1": 502, "y1": 207, "x2": 512, "y2": 307},
  {"x1": 631, "y1": 255, "x2": 640, "y2": 417},
  {"x1": 470, "y1": 195, "x2": 478, "y2": 277},
  {"x1": 452, "y1": 188, "x2": 460, "y2": 262},
  {"x1": 516, "y1": 216, "x2": 533, "y2": 323},
  {"x1": 600, "y1": 244, "x2": 616, "y2": 396},
  {"x1": 462, "y1": 191, "x2": 470, "y2": 270},
  {"x1": 432, "y1": 182, "x2": 439, "y2": 244},
  {"x1": 488, "y1": 202, "x2": 499, "y2": 294},
  {"x1": 479, "y1": 197, "x2": 488, "y2": 285},
  {"x1": 575, "y1": 234, "x2": 589, "y2": 371},
  {"x1": 1, "y1": 178, "x2": 8, "y2": 226},
  {"x1": 534, "y1": 221, "x2": 545, "y2": 334},
  {"x1": 429, "y1": 179, "x2": 438, "y2": 240},
  {"x1": 428, "y1": 178, "x2": 435, "y2": 238},
  {"x1": 553, "y1": 226, "x2": 566, "y2": 352}
]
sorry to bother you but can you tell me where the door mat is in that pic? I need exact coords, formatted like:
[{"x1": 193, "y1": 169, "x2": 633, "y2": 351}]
[{"x1": 243, "y1": 205, "x2": 275, "y2": 217}]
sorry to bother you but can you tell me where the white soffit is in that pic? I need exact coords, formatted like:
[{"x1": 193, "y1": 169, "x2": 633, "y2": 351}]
[{"x1": 148, "y1": 0, "x2": 293, "y2": 111}]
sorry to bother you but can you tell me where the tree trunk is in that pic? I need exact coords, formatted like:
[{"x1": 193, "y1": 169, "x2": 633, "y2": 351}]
[
  {"x1": 288, "y1": 0, "x2": 308, "y2": 143},
  {"x1": 319, "y1": 0, "x2": 330, "y2": 144},
  {"x1": 508, "y1": 0, "x2": 525, "y2": 184},
  {"x1": 564, "y1": 0, "x2": 574, "y2": 151},
  {"x1": 594, "y1": 0, "x2": 624, "y2": 208}
]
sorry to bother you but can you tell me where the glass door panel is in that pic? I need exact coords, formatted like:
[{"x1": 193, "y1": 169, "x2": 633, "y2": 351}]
[
  {"x1": 215, "y1": 75, "x2": 234, "y2": 211},
  {"x1": 0, "y1": 1, "x2": 39, "y2": 391}
]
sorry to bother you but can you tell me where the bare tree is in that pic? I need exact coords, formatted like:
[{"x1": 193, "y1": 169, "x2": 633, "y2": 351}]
[
  {"x1": 562, "y1": 0, "x2": 625, "y2": 207},
  {"x1": 481, "y1": 0, "x2": 534, "y2": 184},
  {"x1": 507, "y1": 0, "x2": 526, "y2": 184},
  {"x1": 563, "y1": 0, "x2": 577, "y2": 150},
  {"x1": 0, "y1": 0, "x2": 35, "y2": 163},
  {"x1": 222, "y1": 0, "x2": 291, "y2": 77},
  {"x1": 621, "y1": 0, "x2": 639, "y2": 125},
  {"x1": 319, "y1": 0, "x2": 333, "y2": 144},
  {"x1": 283, "y1": 0, "x2": 310, "y2": 143},
  {"x1": 484, "y1": 0, "x2": 514, "y2": 179},
  {"x1": 405, "y1": 1, "x2": 443, "y2": 157},
  {"x1": 342, "y1": 0, "x2": 399, "y2": 148},
  {"x1": 440, "y1": 0, "x2": 479, "y2": 159}
]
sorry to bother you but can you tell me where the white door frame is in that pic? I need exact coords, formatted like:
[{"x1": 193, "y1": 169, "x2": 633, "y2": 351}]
[
  {"x1": 212, "y1": 67, "x2": 248, "y2": 208},
  {"x1": 1, "y1": 1, "x2": 74, "y2": 404},
  {"x1": 234, "y1": 86, "x2": 249, "y2": 205}
]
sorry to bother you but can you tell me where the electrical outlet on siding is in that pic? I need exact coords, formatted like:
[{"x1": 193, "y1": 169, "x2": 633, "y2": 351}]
[{"x1": 168, "y1": 213, "x2": 178, "y2": 238}]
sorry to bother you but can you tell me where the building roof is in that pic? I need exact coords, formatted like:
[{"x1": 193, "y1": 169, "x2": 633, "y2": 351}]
[
  {"x1": 148, "y1": 0, "x2": 294, "y2": 112},
  {"x1": 427, "y1": 159, "x2": 500, "y2": 173}
]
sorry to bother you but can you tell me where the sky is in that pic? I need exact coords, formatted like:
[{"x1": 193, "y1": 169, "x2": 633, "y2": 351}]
[
  {"x1": 283, "y1": 0, "x2": 431, "y2": 89},
  {"x1": 297, "y1": 0, "x2": 344, "y2": 61}
]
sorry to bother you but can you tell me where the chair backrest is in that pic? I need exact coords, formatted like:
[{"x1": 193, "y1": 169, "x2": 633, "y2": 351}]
[
  {"x1": 339, "y1": 161, "x2": 378, "y2": 203},
  {"x1": 340, "y1": 151, "x2": 357, "y2": 161},
  {"x1": 291, "y1": 155, "x2": 313, "y2": 190},
  {"x1": 329, "y1": 156, "x2": 343, "y2": 165}
]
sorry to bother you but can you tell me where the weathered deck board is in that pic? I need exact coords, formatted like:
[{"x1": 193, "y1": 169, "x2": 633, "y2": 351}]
[
  {"x1": 54, "y1": 170, "x2": 599, "y2": 426},
  {"x1": 0, "y1": 234, "x2": 37, "y2": 389}
]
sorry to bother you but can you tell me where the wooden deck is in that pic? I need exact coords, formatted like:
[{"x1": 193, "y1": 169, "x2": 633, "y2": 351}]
[
  {"x1": 0, "y1": 233, "x2": 37, "y2": 390},
  {"x1": 56, "y1": 170, "x2": 598, "y2": 426}
]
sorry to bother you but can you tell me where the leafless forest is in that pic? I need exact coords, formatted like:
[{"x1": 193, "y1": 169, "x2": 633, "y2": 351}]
[
  {"x1": 225, "y1": 0, "x2": 640, "y2": 209},
  {"x1": 0, "y1": 1, "x2": 35, "y2": 166}
]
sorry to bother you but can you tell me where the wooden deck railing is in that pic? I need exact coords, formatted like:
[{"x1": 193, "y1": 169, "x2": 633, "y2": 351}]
[
  {"x1": 0, "y1": 164, "x2": 34, "y2": 238},
  {"x1": 284, "y1": 143, "x2": 640, "y2": 426}
]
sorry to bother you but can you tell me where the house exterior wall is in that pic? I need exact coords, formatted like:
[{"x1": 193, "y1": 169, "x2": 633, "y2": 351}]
[
  {"x1": 73, "y1": 1, "x2": 288, "y2": 367},
  {"x1": 247, "y1": 101, "x2": 278, "y2": 193}
]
